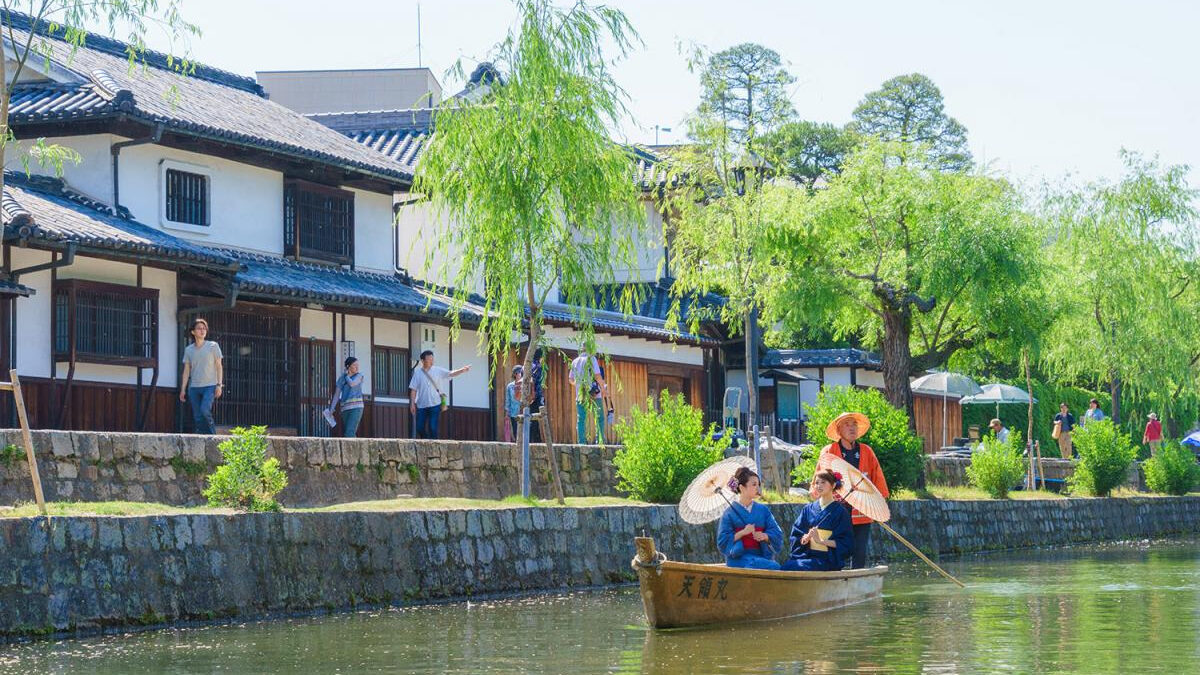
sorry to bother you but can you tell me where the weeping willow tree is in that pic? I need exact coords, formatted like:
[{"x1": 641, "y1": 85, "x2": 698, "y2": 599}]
[{"x1": 414, "y1": 0, "x2": 645, "y2": 501}]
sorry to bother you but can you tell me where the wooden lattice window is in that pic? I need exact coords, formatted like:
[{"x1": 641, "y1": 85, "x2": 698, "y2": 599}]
[
  {"x1": 188, "y1": 305, "x2": 298, "y2": 430},
  {"x1": 165, "y1": 168, "x2": 209, "y2": 226},
  {"x1": 372, "y1": 346, "x2": 411, "y2": 397},
  {"x1": 53, "y1": 279, "x2": 158, "y2": 365},
  {"x1": 284, "y1": 179, "x2": 354, "y2": 265}
]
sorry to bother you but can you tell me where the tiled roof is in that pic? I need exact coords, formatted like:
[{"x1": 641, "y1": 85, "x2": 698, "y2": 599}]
[
  {"x1": 585, "y1": 277, "x2": 726, "y2": 324},
  {"x1": 307, "y1": 109, "x2": 432, "y2": 175},
  {"x1": 0, "y1": 278, "x2": 33, "y2": 297},
  {"x1": 310, "y1": 107, "x2": 664, "y2": 188},
  {"x1": 538, "y1": 303, "x2": 715, "y2": 345},
  {"x1": 1, "y1": 172, "x2": 237, "y2": 269},
  {"x1": 762, "y1": 348, "x2": 881, "y2": 369},
  {"x1": 4, "y1": 12, "x2": 412, "y2": 184},
  {"x1": 218, "y1": 248, "x2": 475, "y2": 321}
]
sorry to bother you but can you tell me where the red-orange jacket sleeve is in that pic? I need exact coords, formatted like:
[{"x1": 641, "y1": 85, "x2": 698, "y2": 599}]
[{"x1": 863, "y1": 446, "x2": 889, "y2": 499}]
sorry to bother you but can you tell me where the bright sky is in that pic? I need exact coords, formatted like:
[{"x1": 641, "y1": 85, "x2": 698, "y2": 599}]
[{"x1": 130, "y1": 0, "x2": 1199, "y2": 186}]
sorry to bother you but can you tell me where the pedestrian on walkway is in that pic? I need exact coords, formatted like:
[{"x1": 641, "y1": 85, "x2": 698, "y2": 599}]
[
  {"x1": 408, "y1": 350, "x2": 471, "y2": 439},
  {"x1": 1143, "y1": 413, "x2": 1164, "y2": 457},
  {"x1": 1052, "y1": 403, "x2": 1076, "y2": 459},
  {"x1": 568, "y1": 350, "x2": 608, "y2": 444},
  {"x1": 1082, "y1": 398, "x2": 1105, "y2": 426},
  {"x1": 504, "y1": 365, "x2": 524, "y2": 442},
  {"x1": 528, "y1": 348, "x2": 545, "y2": 443},
  {"x1": 179, "y1": 318, "x2": 223, "y2": 435},
  {"x1": 328, "y1": 356, "x2": 365, "y2": 438}
]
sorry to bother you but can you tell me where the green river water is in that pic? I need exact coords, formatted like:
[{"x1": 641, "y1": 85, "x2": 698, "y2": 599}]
[{"x1": 2, "y1": 539, "x2": 1198, "y2": 674}]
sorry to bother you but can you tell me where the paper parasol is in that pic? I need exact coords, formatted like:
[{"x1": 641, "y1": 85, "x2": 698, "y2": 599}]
[
  {"x1": 823, "y1": 455, "x2": 891, "y2": 523},
  {"x1": 678, "y1": 455, "x2": 756, "y2": 524}
]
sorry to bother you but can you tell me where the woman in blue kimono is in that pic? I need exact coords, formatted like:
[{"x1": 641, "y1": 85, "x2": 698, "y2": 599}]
[
  {"x1": 782, "y1": 470, "x2": 854, "y2": 571},
  {"x1": 716, "y1": 467, "x2": 783, "y2": 570}
]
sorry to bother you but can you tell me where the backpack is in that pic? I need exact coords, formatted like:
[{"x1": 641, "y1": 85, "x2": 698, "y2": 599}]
[{"x1": 588, "y1": 359, "x2": 606, "y2": 397}]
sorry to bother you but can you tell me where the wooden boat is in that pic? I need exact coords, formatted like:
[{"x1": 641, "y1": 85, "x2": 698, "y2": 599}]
[{"x1": 631, "y1": 537, "x2": 886, "y2": 629}]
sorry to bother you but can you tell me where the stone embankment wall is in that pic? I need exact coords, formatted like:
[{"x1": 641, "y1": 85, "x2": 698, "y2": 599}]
[
  {"x1": 0, "y1": 430, "x2": 799, "y2": 507},
  {"x1": 3, "y1": 497, "x2": 1198, "y2": 640}
]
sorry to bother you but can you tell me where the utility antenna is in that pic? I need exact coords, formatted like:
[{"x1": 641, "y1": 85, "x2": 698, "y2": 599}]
[{"x1": 417, "y1": 3, "x2": 423, "y2": 68}]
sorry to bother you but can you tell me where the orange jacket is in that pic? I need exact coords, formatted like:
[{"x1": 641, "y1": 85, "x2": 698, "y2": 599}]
[{"x1": 812, "y1": 442, "x2": 889, "y2": 525}]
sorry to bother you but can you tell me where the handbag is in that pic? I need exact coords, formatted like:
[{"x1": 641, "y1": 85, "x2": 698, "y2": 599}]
[
  {"x1": 1052, "y1": 420, "x2": 1061, "y2": 440},
  {"x1": 421, "y1": 368, "x2": 448, "y2": 411}
]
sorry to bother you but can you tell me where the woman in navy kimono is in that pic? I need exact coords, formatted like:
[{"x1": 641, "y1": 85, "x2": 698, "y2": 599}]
[
  {"x1": 716, "y1": 467, "x2": 783, "y2": 570},
  {"x1": 782, "y1": 470, "x2": 854, "y2": 571}
]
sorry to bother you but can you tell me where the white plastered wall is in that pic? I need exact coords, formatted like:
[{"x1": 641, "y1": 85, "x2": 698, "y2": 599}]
[
  {"x1": 611, "y1": 201, "x2": 666, "y2": 283},
  {"x1": 541, "y1": 325, "x2": 703, "y2": 365},
  {"x1": 341, "y1": 314, "x2": 373, "y2": 394},
  {"x1": 12, "y1": 250, "x2": 179, "y2": 386},
  {"x1": 857, "y1": 369, "x2": 886, "y2": 389},
  {"x1": 449, "y1": 328, "x2": 489, "y2": 409},
  {"x1": 371, "y1": 317, "x2": 410, "y2": 403},
  {"x1": 394, "y1": 201, "x2": 480, "y2": 292},
  {"x1": 351, "y1": 188, "x2": 398, "y2": 274},
  {"x1": 118, "y1": 142, "x2": 283, "y2": 256},
  {"x1": 5, "y1": 134, "x2": 116, "y2": 206}
]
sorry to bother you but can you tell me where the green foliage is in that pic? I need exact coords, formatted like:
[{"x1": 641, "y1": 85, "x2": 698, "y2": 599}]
[
  {"x1": 168, "y1": 455, "x2": 207, "y2": 477},
  {"x1": 1143, "y1": 443, "x2": 1200, "y2": 496},
  {"x1": 760, "y1": 120, "x2": 856, "y2": 188},
  {"x1": 1069, "y1": 420, "x2": 1137, "y2": 497},
  {"x1": 696, "y1": 42, "x2": 795, "y2": 146},
  {"x1": 0, "y1": 443, "x2": 23, "y2": 467},
  {"x1": 769, "y1": 139, "x2": 1044, "y2": 415},
  {"x1": 966, "y1": 433, "x2": 1026, "y2": 499},
  {"x1": 414, "y1": 0, "x2": 645, "y2": 367},
  {"x1": 203, "y1": 426, "x2": 287, "y2": 512},
  {"x1": 797, "y1": 386, "x2": 925, "y2": 491},
  {"x1": 613, "y1": 391, "x2": 723, "y2": 503},
  {"x1": 1040, "y1": 152, "x2": 1200, "y2": 425},
  {"x1": 850, "y1": 73, "x2": 972, "y2": 171}
]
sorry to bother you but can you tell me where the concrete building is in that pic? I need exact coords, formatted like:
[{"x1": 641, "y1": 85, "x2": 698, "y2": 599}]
[{"x1": 256, "y1": 68, "x2": 442, "y2": 114}]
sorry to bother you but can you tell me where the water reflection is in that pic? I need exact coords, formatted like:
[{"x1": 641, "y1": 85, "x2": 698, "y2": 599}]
[{"x1": 1, "y1": 540, "x2": 1197, "y2": 674}]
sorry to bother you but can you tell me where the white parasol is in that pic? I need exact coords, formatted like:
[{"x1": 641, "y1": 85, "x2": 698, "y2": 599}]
[
  {"x1": 678, "y1": 455, "x2": 756, "y2": 525},
  {"x1": 824, "y1": 455, "x2": 891, "y2": 523}
]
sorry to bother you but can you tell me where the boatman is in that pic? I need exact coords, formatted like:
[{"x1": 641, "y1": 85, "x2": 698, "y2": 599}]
[{"x1": 812, "y1": 412, "x2": 889, "y2": 569}]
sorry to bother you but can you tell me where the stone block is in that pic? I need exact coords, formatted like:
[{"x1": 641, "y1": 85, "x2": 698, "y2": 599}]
[
  {"x1": 305, "y1": 439, "x2": 325, "y2": 466},
  {"x1": 158, "y1": 466, "x2": 177, "y2": 482},
  {"x1": 180, "y1": 436, "x2": 206, "y2": 463},
  {"x1": 73, "y1": 433, "x2": 99, "y2": 462},
  {"x1": 50, "y1": 433, "x2": 75, "y2": 458},
  {"x1": 52, "y1": 460, "x2": 79, "y2": 480}
]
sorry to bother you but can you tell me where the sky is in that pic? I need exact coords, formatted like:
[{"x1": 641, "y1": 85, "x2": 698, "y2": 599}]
[{"x1": 126, "y1": 0, "x2": 1200, "y2": 187}]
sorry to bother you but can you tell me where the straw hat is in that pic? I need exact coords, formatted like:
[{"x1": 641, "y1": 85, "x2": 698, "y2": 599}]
[{"x1": 826, "y1": 411, "x2": 871, "y2": 441}]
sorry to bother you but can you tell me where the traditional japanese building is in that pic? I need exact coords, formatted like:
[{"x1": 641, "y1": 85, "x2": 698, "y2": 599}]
[{"x1": 0, "y1": 15, "x2": 721, "y2": 441}]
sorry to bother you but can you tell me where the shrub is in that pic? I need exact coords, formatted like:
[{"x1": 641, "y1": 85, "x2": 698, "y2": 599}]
[
  {"x1": 792, "y1": 386, "x2": 925, "y2": 491},
  {"x1": 613, "y1": 391, "x2": 724, "y2": 503},
  {"x1": 1069, "y1": 420, "x2": 1136, "y2": 497},
  {"x1": 1143, "y1": 442, "x2": 1200, "y2": 496},
  {"x1": 203, "y1": 426, "x2": 288, "y2": 511},
  {"x1": 966, "y1": 432, "x2": 1025, "y2": 498}
]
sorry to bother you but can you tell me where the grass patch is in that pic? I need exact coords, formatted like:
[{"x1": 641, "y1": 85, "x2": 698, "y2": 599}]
[
  {"x1": 0, "y1": 501, "x2": 216, "y2": 518},
  {"x1": 304, "y1": 495, "x2": 644, "y2": 513},
  {"x1": 893, "y1": 485, "x2": 1065, "y2": 500}
]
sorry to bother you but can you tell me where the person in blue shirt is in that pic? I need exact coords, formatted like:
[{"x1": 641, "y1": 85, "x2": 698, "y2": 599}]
[
  {"x1": 716, "y1": 467, "x2": 783, "y2": 570},
  {"x1": 782, "y1": 470, "x2": 854, "y2": 572},
  {"x1": 504, "y1": 365, "x2": 524, "y2": 441}
]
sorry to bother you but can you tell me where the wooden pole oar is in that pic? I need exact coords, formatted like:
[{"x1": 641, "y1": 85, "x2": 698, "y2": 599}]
[{"x1": 876, "y1": 520, "x2": 964, "y2": 588}]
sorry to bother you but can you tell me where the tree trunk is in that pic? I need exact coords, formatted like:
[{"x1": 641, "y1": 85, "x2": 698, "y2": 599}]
[
  {"x1": 744, "y1": 307, "x2": 758, "y2": 438},
  {"x1": 1024, "y1": 348, "x2": 1035, "y2": 489},
  {"x1": 522, "y1": 316, "x2": 565, "y2": 505},
  {"x1": 1109, "y1": 375, "x2": 1122, "y2": 425},
  {"x1": 881, "y1": 307, "x2": 916, "y2": 428}
]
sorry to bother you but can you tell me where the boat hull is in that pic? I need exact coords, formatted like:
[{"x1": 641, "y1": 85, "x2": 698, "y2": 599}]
[{"x1": 632, "y1": 537, "x2": 886, "y2": 629}]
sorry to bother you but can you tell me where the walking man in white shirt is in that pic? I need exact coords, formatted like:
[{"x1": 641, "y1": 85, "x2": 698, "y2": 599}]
[{"x1": 408, "y1": 350, "x2": 471, "y2": 439}]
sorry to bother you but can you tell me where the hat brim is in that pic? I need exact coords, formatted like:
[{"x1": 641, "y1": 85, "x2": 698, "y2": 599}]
[{"x1": 826, "y1": 412, "x2": 871, "y2": 441}]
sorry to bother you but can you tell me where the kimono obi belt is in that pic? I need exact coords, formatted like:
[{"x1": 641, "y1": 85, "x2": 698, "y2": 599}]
[{"x1": 742, "y1": 526, "x2": 767, "y2": 552}]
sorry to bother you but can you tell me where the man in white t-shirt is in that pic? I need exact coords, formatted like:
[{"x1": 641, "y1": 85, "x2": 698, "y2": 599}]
[
  {"x1": 408, "y1": 350, "x2": 471, "y2": 439},
  {"x1": 568, "y1": 351, "x2": 608, "y2": 444}
]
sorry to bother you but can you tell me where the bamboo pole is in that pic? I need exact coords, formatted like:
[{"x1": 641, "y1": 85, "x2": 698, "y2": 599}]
[
  {"x1": 876, "y1": 520, "x2": 965, "y2": 588},
  {"x1": 8, "y1": 371, "x2": 47, "y2": 516}
]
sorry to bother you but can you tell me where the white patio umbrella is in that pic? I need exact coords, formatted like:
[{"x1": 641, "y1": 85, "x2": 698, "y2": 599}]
[
  {"x1": 910, "y1": 372, "x2": 983, "y2": 448},
  {"x1": 960, "y1": 383, "x2": 1038, "y2": 418}
]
